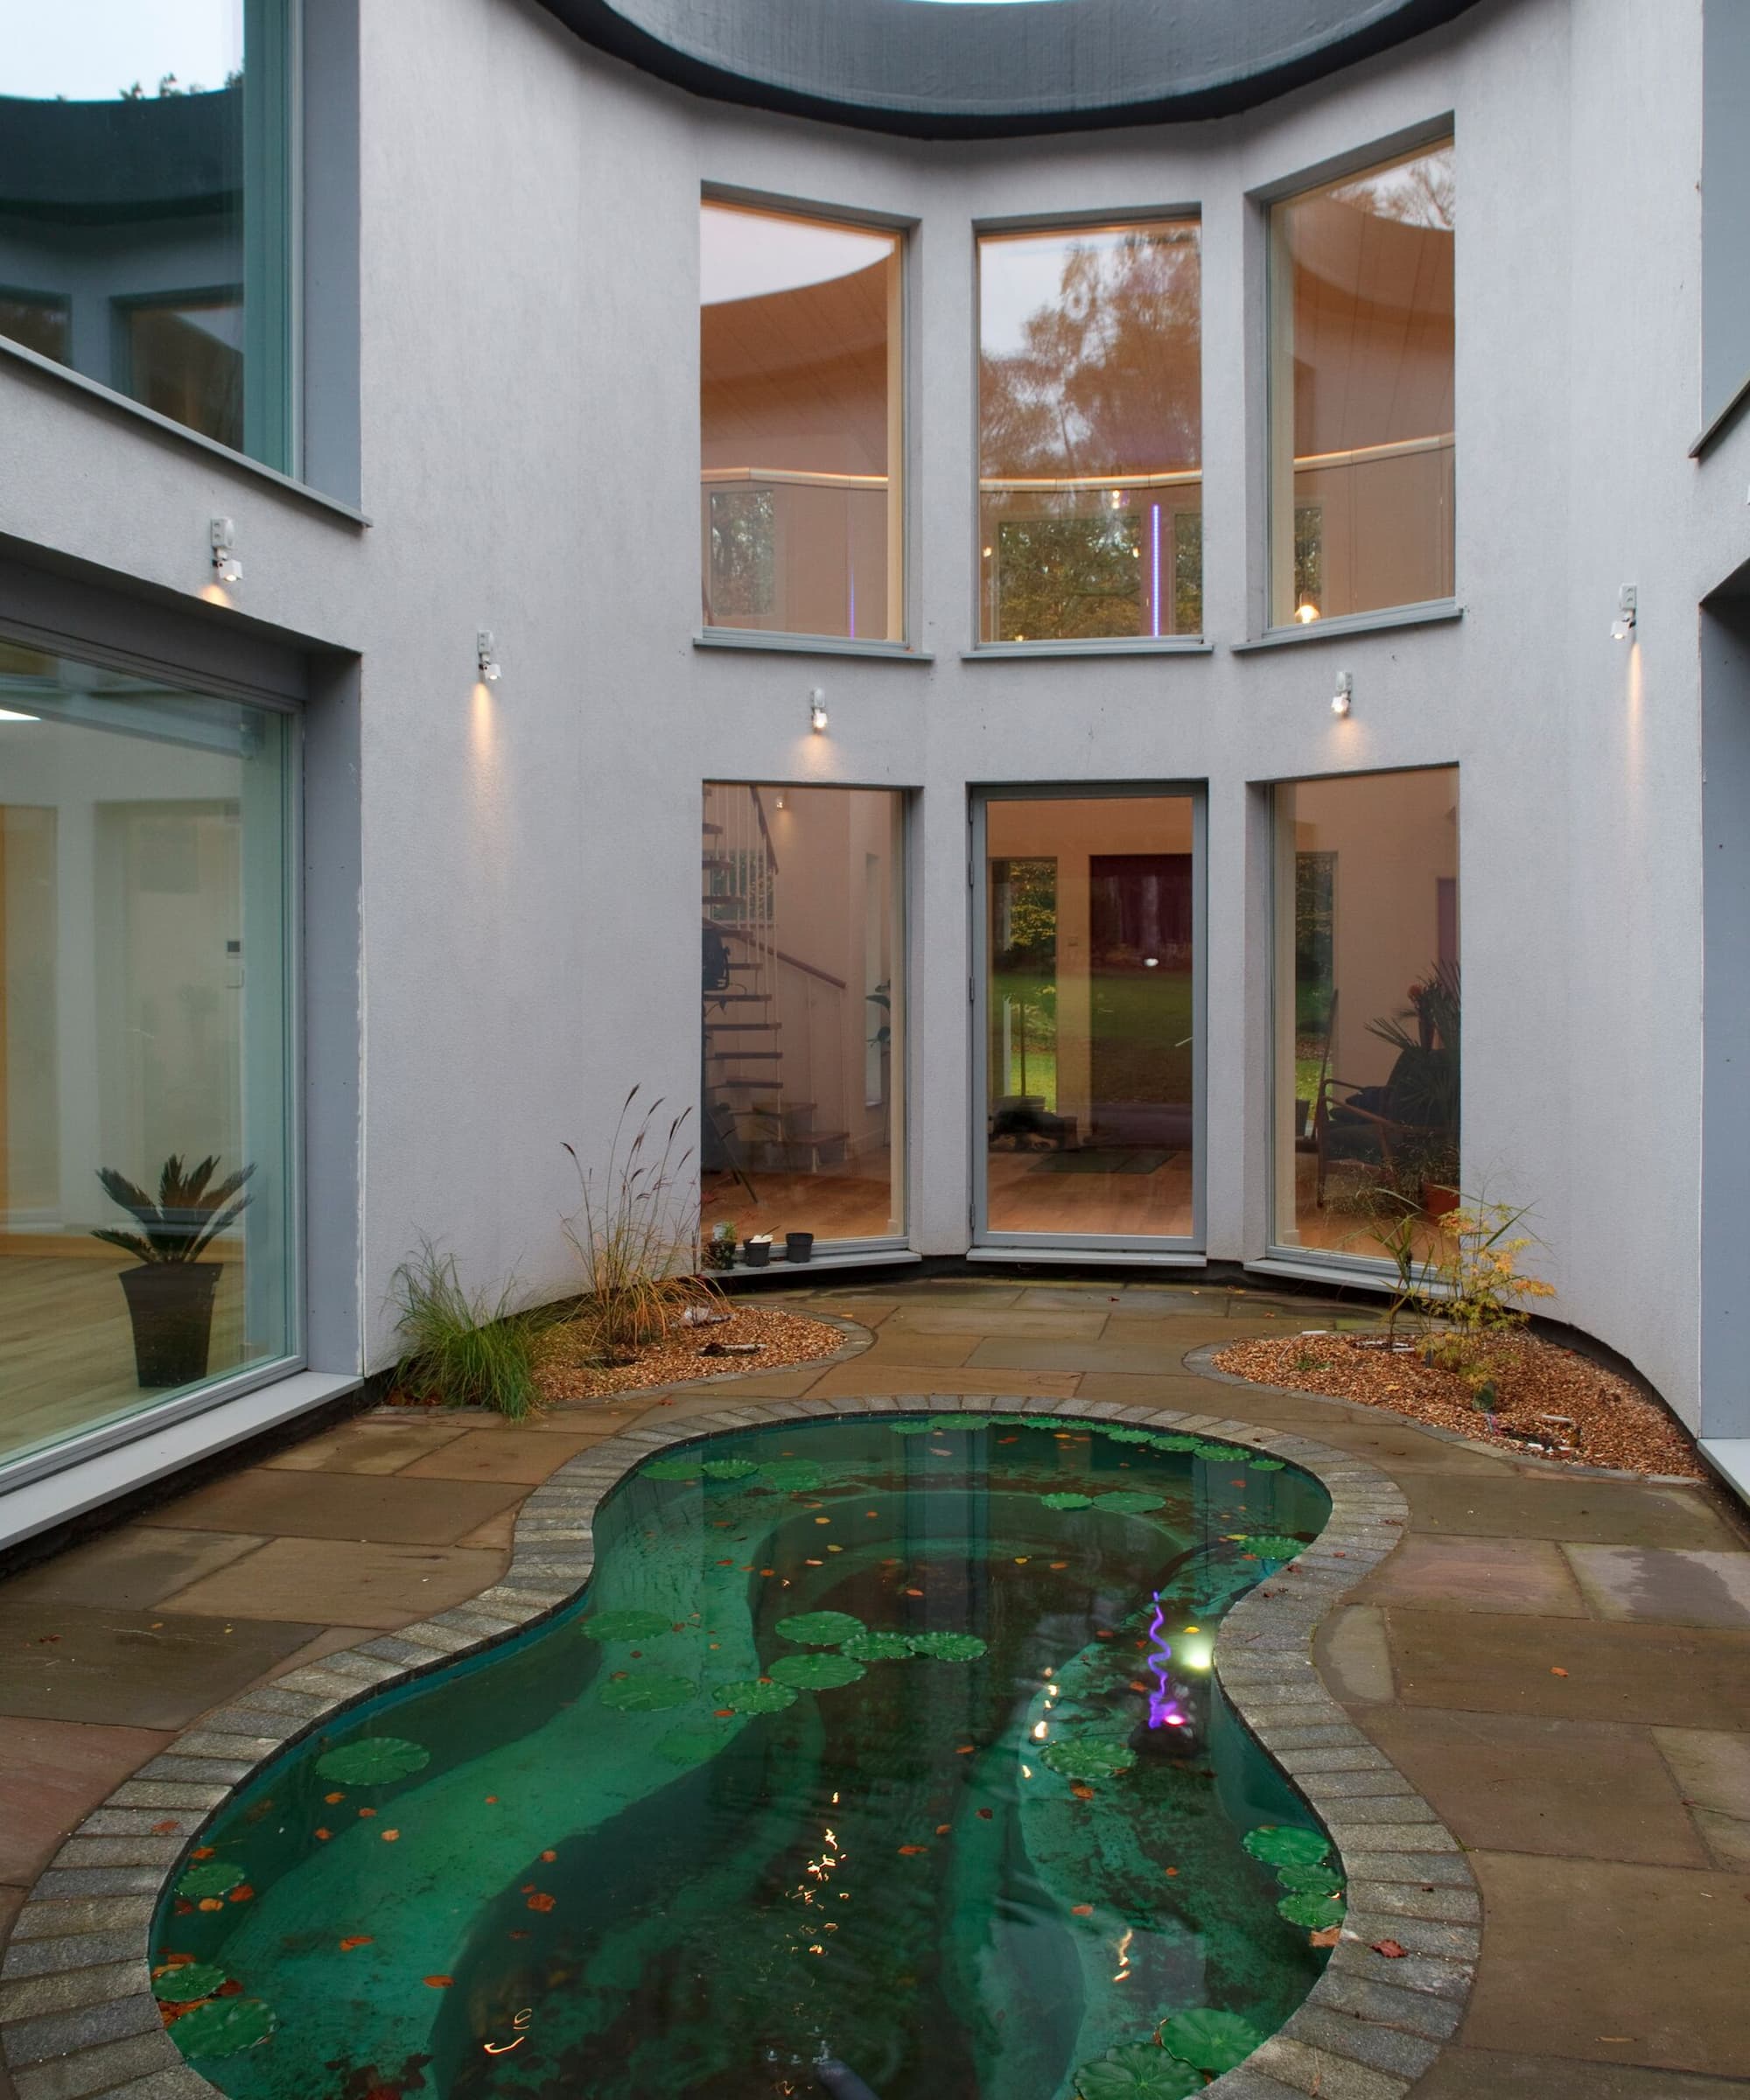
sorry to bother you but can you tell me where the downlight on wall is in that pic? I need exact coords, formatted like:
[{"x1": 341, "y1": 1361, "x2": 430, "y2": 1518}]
[
  {"x1": 209, "y1": 517, "x2": 242, "y2": 584},
  {"x1": 809, "y1": 688, "x2": 829, "y2": 733},
  {"x1": 1612, "y1": 585, "x2": 1638, "y2": 641},
  {"x1": 1331, "y1": 669, "x2": 1354, "y2": 718},
  {"x1": 477, "y1": 628, "x2": 502, "y2": 683}
]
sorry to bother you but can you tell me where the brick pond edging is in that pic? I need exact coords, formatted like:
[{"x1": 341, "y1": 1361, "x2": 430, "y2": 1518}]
[{"x1": 0, "y1": 1392, "x2": 1474, "y2": 2100}]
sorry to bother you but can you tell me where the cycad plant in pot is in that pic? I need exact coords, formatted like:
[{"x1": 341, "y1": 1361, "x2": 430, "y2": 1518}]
[{"x1": 90, "y1": 1154, "x2": 254, "y2": 1387}]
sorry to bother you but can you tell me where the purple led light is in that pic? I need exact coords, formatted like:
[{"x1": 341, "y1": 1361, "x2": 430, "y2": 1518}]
[
  {"x1": 1151, "y1": 504, "x2": 1161, "y2": 640},
  {"x1": 1145, "y1": 1592, "x2": 1187, "y2": 1730}
]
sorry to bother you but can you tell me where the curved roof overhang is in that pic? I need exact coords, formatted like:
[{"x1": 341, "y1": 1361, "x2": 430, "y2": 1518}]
[{"x1": 535, "y1": 0, "x2": 1483, "y2": 139}]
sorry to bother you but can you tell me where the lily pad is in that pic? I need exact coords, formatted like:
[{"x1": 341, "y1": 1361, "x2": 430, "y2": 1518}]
[
  {"x1": 1074, "y1": 2042, "x2": 1202, "y2": 2100},
  {"x1": 756, "y1": 1459, "x2": 824, "y2": 1492},
  {"x1": 1193, "y1": 1443, "x2": 1249, "y2": 1462},
  {"x1": 1098, "y1": 1426, "x2": 1158, "y2": 1444},
  {"x1": 1042, "y1": 1738, "x2": 1136, "y2": 1779},
  {"x1": 579, "y1": 1609, "x2": 671, "y2": 1642},
  {"x1": 928, "y1": 1413, "x2": 983, "y2": 1432},
  {"x1": 1238, "y1": 1534, "x2": 1308, "y2": 1563},
  {"x1": 1041, "y1": 1492, "x2": 1095, "y2": 1510},
  {"x1": 710, "y1": 1678, "x2": 798, "y2": 1713},
  {"x1": 170, "y1": 1997, "x2": 278, "y2": 2058},
  {"x1": 152, "y1": 1964, "x2": 229, "y2": 2003},
  {"x1": 642, "y1": 1455, "x2": 702, "y2": 1480},
  {"x1": 907, "y1": 1632, "x2": 986, "y2": 1661},
  {"x1": 1277, "y1": 1860, "x2": 1345, "y2": 1894},
  {"x1": 656, "y1": 1723, "x2": 737, "y2": 1764},
  {"x1": 892, "y1": 1421, "x2": 940, "y2": 1435},
  {"x1": 775, "y1": 1610, "x2": 865, "y2": 1647},
  {"x1": 840, "y1": 1631, "x2": 916, "y2": 1662},
  {"x1": 1248, "y1": 1457, "x2": 1287, "y2": 1471},
  {"x1": 1242, "y1": 1824, "x2": 1331, "y2": 1869},
  {"x1": 700, "y1": 1457, "x2": 759, "y2": 1480},
  {"x1": 1096, "y1": 1491, "x2": 1165, "y2": 1516},
  {"x1": 175, "y1": 1860, "x2": 246, "y2": 1900},
  {"x1": 598, "y1": 1672, "x2": 696, "y2": 1712},
  {"x1": 1159, "y1": 2007, "x2": 1264, "y2": 2075},
  {"x1": 1148, "y1": 1433, "x2": 1201, "y2": 1452},
  {"x1": 314, "y1": 1736, "x2": 430, "y2": 1786},
  {"x1": 1278, "y1": 1890, "x2": 1347, "y2": 1929},
  {"x1": 769, "y1": 1651, "x2": 866, "y2": 1690}
]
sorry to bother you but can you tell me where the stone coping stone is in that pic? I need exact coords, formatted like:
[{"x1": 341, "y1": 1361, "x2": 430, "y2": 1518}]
[{"x1": 0, "y1": 1387, "x2": 1474, "y2": 2100}]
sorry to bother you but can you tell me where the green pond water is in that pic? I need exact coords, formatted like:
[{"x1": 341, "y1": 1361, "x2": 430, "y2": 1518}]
[{"x1": 153, "y1": 1412, "x2": 1337, "y2": 2100}]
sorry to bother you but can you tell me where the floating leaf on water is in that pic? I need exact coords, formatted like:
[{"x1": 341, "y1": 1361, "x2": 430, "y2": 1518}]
[
  {"x1": 655, "y1": 1724, "x2": 737, "y2": 1764},
  {"x1": 1098, "y1": 1427, "x2": 1157, "y2": 1445},
  {"x1": 314, "y1": 1737, "x2": 430, "y2": 1787},
  {"x1": 1148, "y1": 1433, "x2": 1201, "y2": 1452},
  {"x1": 1192, "y1": 1443, "x2": 1249, "y2": 1463},
  {"x1": 1159, "y1": 2007, "x2": 1265, "y2": 2075},
  {"x1": 774, "y1": 1610, "x2": 865, "y2": 1647},
  {"x1": 1236, "y1": 1535, "x2": 1307, "y2": 1563},
  {"x1": 1277, "y1": 1890, "x2": 1347, "y2": 1929},
  {"x1": 701, "y1": 1458, "x2": 759, "y2": 1480},
  {"x1": 1042, "y1": 1739, "x2": 1136, "y2": 1779},
  {"x1": 1248, "y1": 1457, "x2": 1287, "y2": 1471},
  {"x1": 598, "y1": 1673, "x2": 696, "y2": 1712},
  {"x1": 175, "y1": 1862, "x2": 246, "y2": 1900},
  {"x1": 907, "y1": 1632, "x2": 986, "y2": 1662},
  {"x1": 928, "y1": 1414, "x2": 983, "y2": 1432},
  {"x1": 1074, "y1": 2041, "x2": 1203, "y2": 2099},
  {"x1": 892, "y1": 1421, "x2": 939, "y2": 1435},
  {"x1": 579, "y1": 1609, "x2": 671, "y2": 1643},
  {"x1": 1242, "y1": 1824, "x2": 1331, "y2": 1869},
  {"x1": 755, "y1": 1459, "x2": 824, "y2": 1492},
  {"x1": 1096, "y1": 1491, "x2": 1166, "y2": 1516},
  {"x1": 1041, "y1": 1492, "x2": 1095, "y2": 1510},
  {"x1": 840, "y1": 1631, "x2": 915, "y2": 1662},
  {"x1": 710, "y1": 1678, "x2": 798, "y2": 1713},
  {"x1": 768, "y1": 1651, "x2": 866, "y2": 1690},
  {"x1": 151, "y1": 1964, "x2": 228, "y2": 2003},
  {"x1": 170, "y1": 1997, "x2": 278, "y2": 2058},
  {"x1": 1276, "y1": 1861, "x2": 1345, "y2": 1894},
  {"x1": 642, "y1": 1456, "x2": 703, "y2": 1480}
]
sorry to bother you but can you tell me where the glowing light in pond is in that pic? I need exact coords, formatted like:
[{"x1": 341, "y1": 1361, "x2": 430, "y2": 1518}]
[{"x1": 1032, "y1": 1720, "x2": 1048, "y2": 1740}]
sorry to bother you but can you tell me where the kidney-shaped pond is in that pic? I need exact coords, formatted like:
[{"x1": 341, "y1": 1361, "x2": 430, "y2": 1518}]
[{"x1": 153, "y1": 1411, "x2": 1343, "y2": 2100}]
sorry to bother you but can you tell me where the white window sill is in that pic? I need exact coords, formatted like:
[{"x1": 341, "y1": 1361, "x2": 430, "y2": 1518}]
[
  {"x1": 1231, "y1": 599, "x2": 1463, "y2": 651},
  {"x1": 696, "y1": 630, "x2": 931, "y2": 663},
  {"x1": 962, "y1": 639, "x2": 1214, "y2": 661}
]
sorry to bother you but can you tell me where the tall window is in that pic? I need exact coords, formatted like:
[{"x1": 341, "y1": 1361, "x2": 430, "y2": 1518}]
[
  {"x1": 0, "y1": 639, "x2": 298, "y2": 1474},
  {"x1": 0, "y1": 4, "x2": 296, "y2": 469},
  {"x1": 701, "y1": 786, "x2": 905, "y2": 1248},
  {"x1": 979, "y1": 220, "x2": 1202, "y2": 646},
  {"x1": 1272, "y1": 768, "x2": 1460, "y2": 1263},
  {"x1": 700, "y1": 203, "x2": 904, "y2": 644},
  {"x1": 1270, "y1": 143, "x2": 1454, "y2": 626}
]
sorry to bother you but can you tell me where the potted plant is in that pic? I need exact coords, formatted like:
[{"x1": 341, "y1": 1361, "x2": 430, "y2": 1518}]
[
  {"x1": 705, "y1": 1222, "x2": 738, "y2": 1272},
  {"x1": 743, "y1": 1232, "x2": 774, "y2": 1269},
  {"x1": 91, "y1": 1154, "x2": 254, "y2": 1387}
]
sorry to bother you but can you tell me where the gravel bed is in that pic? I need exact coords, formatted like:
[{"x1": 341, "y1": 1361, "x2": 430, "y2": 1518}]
[
  {"x1": 529, "y1": 1304, "x2": 844, "y2": 1401},
  {"x1": 1213, "y1": 1330, "x2": 1703, "y2": 1478}
]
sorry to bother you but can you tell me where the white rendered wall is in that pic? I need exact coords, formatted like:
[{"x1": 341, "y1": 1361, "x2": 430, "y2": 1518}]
[{"x1": 3, "y1": 0, "x2": 1746, "y2": 1440}]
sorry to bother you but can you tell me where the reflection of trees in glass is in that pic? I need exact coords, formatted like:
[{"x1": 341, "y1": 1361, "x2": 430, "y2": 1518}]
[
  {"x1": 1173, "y1": 512, "x2": 1202, "y2": 635},
  {"x1": 1293, "y1": 504, "x2": 1323, "y2": 612},
  {"x1": 708, "y1": 490, "x2": 775, "y2": 620},
  {"x1": 1331, "y1": 147, "x2": 1454, "y2": 232},
  {"x1": 1295, "y1": 852, "x2": 1334, "y2": 1036},
  {"x1": 991, "y1": 858, "x2": 1057, "y2": 1100},
  {"x1": 995, "y1": 513, "x2": 1140, "y2": 641}
]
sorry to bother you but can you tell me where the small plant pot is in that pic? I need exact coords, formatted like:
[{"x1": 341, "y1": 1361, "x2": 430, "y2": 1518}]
[
  {"x1": 742, "y1": 1241, "x2": 773, "y2": 1269},
  {"x1": 704, "y1": 1240, "x2": 737, "y2": 1272},
  {"x1": 1422, "y1": 1181, "x2": 1461, "y2": 1218},
  {"x1": 785, "y1": 1232, "x2": 815, "y2": 1265},
  {"x1": 118, "y1": 1263, "x2": 222, "y2": 1387}
]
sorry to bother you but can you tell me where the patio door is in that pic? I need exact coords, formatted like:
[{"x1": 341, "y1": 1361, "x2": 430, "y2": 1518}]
[{"x1": 973, "y1": 788, "x2": 1205, "y2": 1251}]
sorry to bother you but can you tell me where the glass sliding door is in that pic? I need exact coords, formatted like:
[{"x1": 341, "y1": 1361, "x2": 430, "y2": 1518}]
[
  {"x1": 701, "y1": 785, "x2": 906, "y2": 1249},
  {"x1": 0, "y1": 638, "x2": 298, "y2": 1474},
  {"x1": 977, "y1": 790, "x2": 1201, "y2": 1246},
  {"x1": 1271, "y1": 767, "x2": 1460, "y2": 1265}
]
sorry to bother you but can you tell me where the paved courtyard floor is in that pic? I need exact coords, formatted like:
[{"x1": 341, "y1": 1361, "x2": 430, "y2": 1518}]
[{"x1": 3, "y1": 1274, "x2": 1748, "y2": 2097}]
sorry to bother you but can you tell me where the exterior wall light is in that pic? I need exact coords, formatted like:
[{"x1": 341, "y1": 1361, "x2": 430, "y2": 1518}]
[
  {"x1": 477, "y1": 628, "x2": 501, "y2": 683},
  {"x1": 1612, "y1": 585, "x2": 1638, "y2": 641},
  {"x1": 809, "y1": 689, "x2": 829, "y2": 733},
  {"x1": 1331, "y1": 669, "x2": 1354, "y2": 718},
  {"x1": 209, "y1": 517, "x2": 242, "y2": 584}
]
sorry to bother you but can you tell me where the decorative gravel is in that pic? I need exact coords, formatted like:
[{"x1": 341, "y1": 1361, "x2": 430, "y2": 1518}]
[
  {"x1": 529, "y1": 1305, "x2": 845, "y2": 1402},
  {"x1": 1214, "y1": 1330, "x2": 1704, "y2": 1477}
]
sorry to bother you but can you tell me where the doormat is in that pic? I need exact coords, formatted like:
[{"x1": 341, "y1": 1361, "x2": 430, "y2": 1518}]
[{"x1": 1029, "y1": 1147, "x2": 1178, "y2": 1176}]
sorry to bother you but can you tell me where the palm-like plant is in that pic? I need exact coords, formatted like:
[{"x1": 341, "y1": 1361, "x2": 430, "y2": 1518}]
[{"x1": 92, "y1": 1154, "x2": 255, "y2": 1264}]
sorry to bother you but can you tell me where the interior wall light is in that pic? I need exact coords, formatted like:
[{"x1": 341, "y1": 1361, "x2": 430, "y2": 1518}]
[
  {"x1": 1612, "y1": 585, "x2": 1638, "y2": 642},
  {"x1": 808, "y1": 688, "x2": 829, "y2": 733},
  {"x1": 1331, "y1": 669, "x2": 1354, "y2": 718},
  {"x1": 477, "y1": 628, "x2": 501, "y2": 683},
  {"x1": 1294, "y1": 597, "x2": 1320, "y2": 624},
  {"x1": 209, "y1": 516, "x2": 242, "y2": 584}
]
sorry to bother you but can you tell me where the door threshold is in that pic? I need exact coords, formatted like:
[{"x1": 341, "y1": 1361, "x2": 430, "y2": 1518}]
[{"x1": 967, "y1": 1246, "x2": 1208, "y2": 1269}]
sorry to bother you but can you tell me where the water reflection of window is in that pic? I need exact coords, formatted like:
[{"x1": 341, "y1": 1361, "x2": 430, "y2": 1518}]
[{"x1": 0, "y1": 4, "x2": 295, "y2": 467}]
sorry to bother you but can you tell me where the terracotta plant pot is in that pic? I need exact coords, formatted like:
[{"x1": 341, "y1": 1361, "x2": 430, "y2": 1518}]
[
  {"x1": 117, "y1": 1262, "x2": 222, "y2": 1387},
  {"x1": 1422, "y1": 1181, "x2": 1461, "y2": 1218},
  {"x1": 785, "y1": 1232, "x2": 815, "y2": 1264}
]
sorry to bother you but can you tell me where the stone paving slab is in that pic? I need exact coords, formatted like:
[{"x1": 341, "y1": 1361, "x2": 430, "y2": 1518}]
[
  {"x1": 1398, "y1": 1473, "x2": 1740, "y2": 1549},
  {"x1": 154, "y1": 1539, "x2": 507, "y2": 1630},
  {"x1": 1354, "y1": 1531, "x2": 1588, "y2": 1617},
  {"x1": 0, "y1": 1609, "x2": 325, "y2": 1732},
  {"x1": 135, "y1": 1470, "x2": 528, "y2": 1547},
  {"x1": 1562, "y1": 1543, "x2": 1750, "y2": 1627},
  {"x1": 0, "y1": 1536, "x2": 270, "y2": 1615}
]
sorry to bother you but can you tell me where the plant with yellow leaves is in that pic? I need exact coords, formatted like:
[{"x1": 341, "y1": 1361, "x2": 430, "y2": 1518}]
[{"x1": 1419, "y1": 1198, "x2": 1557, "y2": 1404}]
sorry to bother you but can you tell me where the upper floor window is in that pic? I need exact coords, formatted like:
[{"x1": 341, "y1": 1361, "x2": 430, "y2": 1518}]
[
  {"x1": 0, "y1": 3, "x2": 296, "y2": 471},
  {"x1": 978, "y1": 218, "x2": 1202, "y2": 647},
  {"x1": 700, "y1": 200, "x2": 905, "y2": 644},
  {"x1": 1269, "y1": 141, "x2": 1454, "y2": 628}
]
